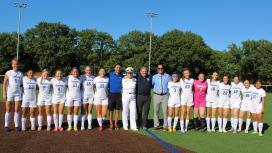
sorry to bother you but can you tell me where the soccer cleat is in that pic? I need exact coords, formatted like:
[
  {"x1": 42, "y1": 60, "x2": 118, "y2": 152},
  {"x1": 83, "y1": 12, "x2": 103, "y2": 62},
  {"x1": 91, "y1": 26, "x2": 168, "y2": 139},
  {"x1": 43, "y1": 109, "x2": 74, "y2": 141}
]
[
  {"x1": 259, "y1": 133, "x2": 263, "y2": 137},
  {"x1": 53, "y1": 128, "x2": 58, "y2": 132},
  {"x1": 211, "y1": 129, "x2": 216, "y2": 132},
  {"x1": 168, "y1": 128, "x2": 172, "y2": 133},
  {"x1": 233, "y1": 130, "x2": 237, "y2": 134},
  {"x1": 81, "y1": 126, "x2": 85, "y2": 131},
  {"x1": 143, "y1": 127, "x2": 147, "y2": 131},
  {"x1": 252, "y1": 131, "x2": 258, "y2": 134},
  {"x1": 237, "y1": 129, "x2": 242, "y2": 132},
  {"x1": 22, "y1": 126, "x2": 26, "y2": 131},
  {"x1": 59, "y1": 128, "x2": 64, "y2": 132},
  {"x1": 218, "y1": 129, "x2": 222, "y2": 133},
  {"x1": 152, "y1": 127, "x2": 159, "y2": 131},
  {"x1": 74, "y1": 126, "x2": 78, "y2": 132},
  {"x1": 223, "y1": 129, "x2": 227, "y2": 133},
  {"x1": 131, "y1": 128, "x2": 138, "y2": 131},
  {"x1": 15, "y1": 127, "x2": 21, "y2": 132},
  {"x1": 99, "y1": 126, "x2": 104, "y2": 132},
  {"x1": 115, "y1": 125, "x2": 119, "y2": 130},
  {"x1": 5, "y1": 127, "x2": 10, "y2": 132},
  {"x1": 245, "y1": 129, "x2": 248, "y2": 133},
  {"x1": 123, "y1": 127, "x2": 128, "y2": 131},
  {"x1": 180, "y1": 129, "x2": 185, "y2": 133},
  {"x1": 207, "y1": 129, "x2": 211, "y2": 132},
  {"x1": 31, "y1": 126, "x2": 36, "y2": 131},
  {"x1": 67, "y1": 127, "x2": 72, "y2": 132},
  {"x1": 172, "y1": 128, "x2": 176, "y2": 132},
  {"x1": 88, "y1": 125, "x2": 92, "y2": 130},
  {"x1": 109, "y1": 124, "x2": 114, "y2": 130},
  {"x1": 228, "y1": 128, "x2": 234, "y2": 132},
  {"x1": 47, "y1": 126, "x2": 51, "y2": 131},
  {"x1": 37, "y1": 126, "x2": 42, "y2": 131}
]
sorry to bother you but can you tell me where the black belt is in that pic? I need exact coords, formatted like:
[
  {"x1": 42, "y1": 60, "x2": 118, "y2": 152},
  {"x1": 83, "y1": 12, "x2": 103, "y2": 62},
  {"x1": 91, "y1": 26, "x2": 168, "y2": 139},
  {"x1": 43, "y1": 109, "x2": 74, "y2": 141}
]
[{"x1": 154, "y1": 93, "x2": 167, "y2": 96}]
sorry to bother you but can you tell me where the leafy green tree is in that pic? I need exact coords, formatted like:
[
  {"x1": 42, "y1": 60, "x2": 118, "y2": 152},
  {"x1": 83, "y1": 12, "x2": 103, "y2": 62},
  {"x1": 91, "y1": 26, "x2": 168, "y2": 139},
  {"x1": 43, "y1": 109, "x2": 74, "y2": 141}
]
[
  {"x1": 114, "y1": 30, "x2": 156, "y2": 72},
  {"x1": 240, "y1": 40, "x2": 272, "y2": 83},
  {"x1": 23, "y1": 22, "x2": 79, "y2": 75},
  {"x1": 156, "y1": 29, "x2": 213, "y2": 77}
]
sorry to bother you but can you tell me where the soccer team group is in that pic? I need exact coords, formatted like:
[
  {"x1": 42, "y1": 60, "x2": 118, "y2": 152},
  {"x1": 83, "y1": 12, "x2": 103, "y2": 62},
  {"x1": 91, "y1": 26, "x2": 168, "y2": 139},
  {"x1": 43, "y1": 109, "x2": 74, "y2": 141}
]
[{"x1": 2, "y1": 59, "x2": 266, "y2": 137}]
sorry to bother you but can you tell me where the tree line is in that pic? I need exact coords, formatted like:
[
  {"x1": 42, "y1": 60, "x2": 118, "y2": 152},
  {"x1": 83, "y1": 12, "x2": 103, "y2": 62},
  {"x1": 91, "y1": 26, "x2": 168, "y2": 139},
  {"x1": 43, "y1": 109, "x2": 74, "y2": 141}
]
[{"x1": 0, "y1": 22, "x2": 271, "y2": 84}]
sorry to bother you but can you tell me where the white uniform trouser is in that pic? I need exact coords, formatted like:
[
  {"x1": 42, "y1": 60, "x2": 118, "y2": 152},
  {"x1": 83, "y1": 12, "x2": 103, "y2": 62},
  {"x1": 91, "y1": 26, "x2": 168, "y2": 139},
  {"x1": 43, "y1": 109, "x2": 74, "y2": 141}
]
[{"x1": 122, "y1": 93, "x2": 137, "y2": 129}]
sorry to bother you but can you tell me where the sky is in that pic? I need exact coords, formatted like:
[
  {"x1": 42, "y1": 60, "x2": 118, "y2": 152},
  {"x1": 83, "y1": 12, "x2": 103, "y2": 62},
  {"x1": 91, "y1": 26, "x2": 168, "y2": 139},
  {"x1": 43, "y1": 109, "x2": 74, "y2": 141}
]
[{"x1": 0, "y1": 0, "x2": 271, "y2": 51}]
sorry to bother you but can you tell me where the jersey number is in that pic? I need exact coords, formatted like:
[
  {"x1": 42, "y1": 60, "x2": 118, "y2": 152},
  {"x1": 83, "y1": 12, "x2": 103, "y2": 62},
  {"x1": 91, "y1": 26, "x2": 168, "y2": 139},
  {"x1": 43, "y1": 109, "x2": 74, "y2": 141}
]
[
  {"x1": 100, "y1": 84, "x2": 104, "y2": 88},
  {"x1": 86, "y1": 82, "x2": 92, "y2": 86},
  {"x1": 185, "y1": 85, "x2": 190, "y2": 89}
]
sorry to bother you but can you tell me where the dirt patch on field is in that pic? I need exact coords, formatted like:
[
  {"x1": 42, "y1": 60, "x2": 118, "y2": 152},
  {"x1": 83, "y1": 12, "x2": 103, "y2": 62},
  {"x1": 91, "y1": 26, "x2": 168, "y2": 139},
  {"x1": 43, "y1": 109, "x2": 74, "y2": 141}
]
[{"x1": 0, "y1": 103, "x2": 194, "y2": 153}]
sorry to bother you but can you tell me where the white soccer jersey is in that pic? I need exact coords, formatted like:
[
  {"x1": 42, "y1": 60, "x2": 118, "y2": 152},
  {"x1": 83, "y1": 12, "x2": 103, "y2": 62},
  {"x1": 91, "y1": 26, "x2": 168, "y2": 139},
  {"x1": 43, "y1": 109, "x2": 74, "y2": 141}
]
[
  {"x1": 6, "y1": 70, "x2": 23, "y2": 95},
  {"x1": 122, "y1": 77, "x2": 137, "y2": 94},
  {"x1": 218, "y1": 83, "x2": 230, "y2": 100},
  {"x1": 66, "y1": 75, "x2": 81, "y2": 99},
  {"x1": 180, "y1": 78, "x2": 194, "y2": 97},
  {"x1": 206, "y1": 79, "x2": 220, "y2": 102},
  {"x1": 80, "y1": 75, "x2": 95, "y2": 96},
  {"x1": 51, "y1": 78, "x2": 66, "y2": 98},
  {"x1": 168, "y1": 81, "x2": 181, "y2": 98},
  {"x1": 241, "y1": 86, "x2": 253, "y2": 102},
  {"x1": 230, "y1": 82, "x2": 243, "y2": 100},
  {"x1": 22, "y1": 76, "x2": 37, "y2": 100},
  {"x1": 37, "y1": 77, "x2": 52, "y2": 98},
  {"x1": 94, "y1": 76, "x2": 109, "y2": 99},
  {"x1": 251, "y1": 87, "x2": 266, "y2": 105}
]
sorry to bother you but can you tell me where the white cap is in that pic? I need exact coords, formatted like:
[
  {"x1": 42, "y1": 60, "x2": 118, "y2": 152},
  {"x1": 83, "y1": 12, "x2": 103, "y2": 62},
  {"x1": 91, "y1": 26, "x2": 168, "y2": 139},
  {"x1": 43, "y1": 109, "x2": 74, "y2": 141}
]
[{"x1": 126, "y1": 67, "x2": 134, "y2": 73}]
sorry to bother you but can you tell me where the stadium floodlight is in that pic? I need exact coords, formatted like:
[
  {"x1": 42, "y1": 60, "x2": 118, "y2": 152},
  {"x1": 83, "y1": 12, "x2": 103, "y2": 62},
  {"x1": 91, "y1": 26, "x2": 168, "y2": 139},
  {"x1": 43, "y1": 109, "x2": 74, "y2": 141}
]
[
  {"x1": 14, "y1": 2, "x2": 27, "y2": 61},
  {"x1": 146, "y1": 12, "x2": 158, "y2": 75}
]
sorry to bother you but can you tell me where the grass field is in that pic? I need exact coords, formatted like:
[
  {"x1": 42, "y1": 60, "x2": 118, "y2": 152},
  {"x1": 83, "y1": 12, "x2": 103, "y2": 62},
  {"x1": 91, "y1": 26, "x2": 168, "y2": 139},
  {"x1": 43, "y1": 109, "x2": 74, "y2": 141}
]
[
  {"x1": 0, "y1": 84, "x2": 271, "y2": 153},
  {"x1": 138, "y1": 94, "x2": 272, "y2": 153}
]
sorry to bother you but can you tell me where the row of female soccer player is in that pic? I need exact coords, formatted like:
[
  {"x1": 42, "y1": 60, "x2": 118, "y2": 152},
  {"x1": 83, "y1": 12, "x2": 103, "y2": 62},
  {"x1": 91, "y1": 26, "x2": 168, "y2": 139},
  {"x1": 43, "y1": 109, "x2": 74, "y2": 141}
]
[
  {"x1": 3, "y1": 59, "x2": 113, "y2": 132},
  {"x1": 167, "y1": 69, "x2": 265, "y2": 136},
  {"x1": 3, "y1": 59, "x2": 266, "y2": 137}
]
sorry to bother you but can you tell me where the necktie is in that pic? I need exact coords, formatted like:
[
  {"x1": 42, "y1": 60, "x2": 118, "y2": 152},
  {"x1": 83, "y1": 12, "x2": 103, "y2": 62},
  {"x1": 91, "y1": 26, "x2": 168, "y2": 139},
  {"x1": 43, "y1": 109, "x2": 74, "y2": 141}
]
[{"x1": 159, "y1": 75, "x2": 163, "y2": 94}]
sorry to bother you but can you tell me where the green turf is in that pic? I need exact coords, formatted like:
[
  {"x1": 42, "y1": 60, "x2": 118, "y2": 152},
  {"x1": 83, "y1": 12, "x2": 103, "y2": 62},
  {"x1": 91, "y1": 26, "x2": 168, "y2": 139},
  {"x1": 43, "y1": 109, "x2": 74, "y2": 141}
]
[
  {"x1": 138, "y1": 93, "x2": 272, "y2": 153},
  {"x1": 1, "y1": 84, "x2": 271, "y2": 153}
]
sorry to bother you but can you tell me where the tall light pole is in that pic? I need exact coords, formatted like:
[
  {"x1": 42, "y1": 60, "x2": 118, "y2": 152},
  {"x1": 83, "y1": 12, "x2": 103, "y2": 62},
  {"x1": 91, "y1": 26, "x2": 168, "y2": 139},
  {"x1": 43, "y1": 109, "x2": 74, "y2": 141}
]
[
  {"x1": 14, "y1": 2, "x2": 27, "y2": 61},
  {"x1": 146, "y1": 12, "x2": 158, "y2": 75}
]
